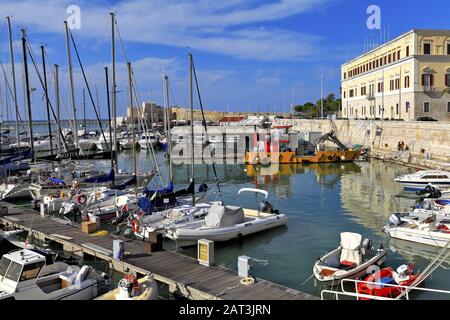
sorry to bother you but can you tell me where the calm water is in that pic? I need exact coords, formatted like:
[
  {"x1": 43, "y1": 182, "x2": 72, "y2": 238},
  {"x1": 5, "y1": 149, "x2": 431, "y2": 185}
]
[
  {"x1": 10, "y1": 125, "x2": 450, "y2": 299},
  {"x1": 96, "y1": 150, "x2": 448, "y2": 299}
]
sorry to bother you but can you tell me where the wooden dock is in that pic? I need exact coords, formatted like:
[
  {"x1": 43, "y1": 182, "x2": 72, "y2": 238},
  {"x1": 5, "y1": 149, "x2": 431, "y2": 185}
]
[{"x1": 0, "y1": 204, "x2": 317, "y2": 300}]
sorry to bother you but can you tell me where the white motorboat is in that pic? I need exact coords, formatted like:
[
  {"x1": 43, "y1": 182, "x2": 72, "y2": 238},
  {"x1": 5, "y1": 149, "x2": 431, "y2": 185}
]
[
  {"x1": 394, "y1": 170, "x2": 450, "y2": 191},
  {"x1": 130, "y1": 202, "x2": 213, "y2": 239},
  {"x1": 0, "y1": 182, "x2": 30, "y2": 200},
  {"x1": 138, "y1": 133, "x2": 159, "y2": 149},
  {"x1": 385, "y1": 212, "x2": 450, "y2": 247},
  {"x1": 0, "y1": 249, "x2": 106, "y2": 300},
  {"x1": 313, "y1": 232, "x2": 387, "y2": 286},
  {"x1": 165, "y1": 188, "x2": 287, "y2": 243},
  {"x1": 95, "y1": 274, "x2": 157, "y2": 300}
]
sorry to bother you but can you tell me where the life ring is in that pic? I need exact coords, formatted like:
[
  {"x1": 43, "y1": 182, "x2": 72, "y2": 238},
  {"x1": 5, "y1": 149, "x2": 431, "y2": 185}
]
[
  {"x1": 131, "y1": 219, "x2": 141, "y2": 233},
  {"x1": 77, "y1": 194, "x2": 88, "y2": 204}
]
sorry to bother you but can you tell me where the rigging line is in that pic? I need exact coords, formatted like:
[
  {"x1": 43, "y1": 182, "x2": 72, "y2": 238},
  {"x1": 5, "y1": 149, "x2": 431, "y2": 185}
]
[
  {"x1": 68, "y1": 28, "x2": 108, "y2": 149},
  {"x1": 130, "y1": 66, "x2": 164, "y2": 187},
  {"x1": 24, "y1": 38, "x2": 70, "y2": 152},
  {"x1": 114, "y1": 18, "x2": 163, "y2": 186},
  {"x1": 0, "y1": 60, "x2": 27, "y2": 133},
  {"x1": 191, "y1": 58, "x2": 222, "y2": 197}
]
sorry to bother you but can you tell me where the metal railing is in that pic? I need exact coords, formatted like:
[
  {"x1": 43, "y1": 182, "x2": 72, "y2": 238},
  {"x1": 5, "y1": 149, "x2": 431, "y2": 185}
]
[{"x1": 321, "y1": 278, "x2": 450, "y2": 300}]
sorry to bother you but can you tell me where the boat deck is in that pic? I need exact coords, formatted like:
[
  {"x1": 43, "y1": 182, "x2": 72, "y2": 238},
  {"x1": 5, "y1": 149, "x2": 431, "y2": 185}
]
[{"x1": 0, "y1": 203, "x2": 318, "y2": 300}]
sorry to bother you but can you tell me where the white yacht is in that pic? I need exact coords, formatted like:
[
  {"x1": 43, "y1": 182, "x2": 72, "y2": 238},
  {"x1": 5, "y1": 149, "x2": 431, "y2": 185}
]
[{"x1": 394, "y1": 170, "x2": 450, "y2": 191}]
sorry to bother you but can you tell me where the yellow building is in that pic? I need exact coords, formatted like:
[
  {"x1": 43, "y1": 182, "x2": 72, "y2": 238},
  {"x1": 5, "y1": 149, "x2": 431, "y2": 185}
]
[{"x1": 341, "y1": 29, "x2": 450, "y2": 121}]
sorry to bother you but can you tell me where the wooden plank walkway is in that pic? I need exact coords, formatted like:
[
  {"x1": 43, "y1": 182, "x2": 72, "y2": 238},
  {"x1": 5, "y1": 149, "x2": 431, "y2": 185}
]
[{"x1": 0, "y1": 204, "x2": 317, "y2": 300}]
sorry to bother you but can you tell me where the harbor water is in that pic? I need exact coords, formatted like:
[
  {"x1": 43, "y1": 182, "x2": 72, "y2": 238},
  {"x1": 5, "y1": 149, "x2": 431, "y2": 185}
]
[{"x1": 103, "y1": 149, "x2": 448, "y2": 299}]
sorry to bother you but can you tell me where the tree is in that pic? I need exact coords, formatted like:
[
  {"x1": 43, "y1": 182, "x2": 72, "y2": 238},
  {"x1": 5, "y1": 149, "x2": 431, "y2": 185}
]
[{"x1": 293, "y1": 93, "x2": 341, "y2": 118}]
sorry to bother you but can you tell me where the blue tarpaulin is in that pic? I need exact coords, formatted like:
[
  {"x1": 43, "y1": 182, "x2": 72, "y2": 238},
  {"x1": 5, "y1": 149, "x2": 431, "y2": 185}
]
[
  {"x1": 48, "y1": 177, "x2": 66, "y2": 185},
  {"x1": 143, "y1": 181, "x2": 174, "y2": 196}
]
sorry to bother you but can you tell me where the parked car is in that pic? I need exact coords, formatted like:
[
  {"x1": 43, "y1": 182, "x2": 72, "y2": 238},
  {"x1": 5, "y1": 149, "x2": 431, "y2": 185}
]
[{"x1": 417, "y1": 116, "x2": 438, "y2": 121}]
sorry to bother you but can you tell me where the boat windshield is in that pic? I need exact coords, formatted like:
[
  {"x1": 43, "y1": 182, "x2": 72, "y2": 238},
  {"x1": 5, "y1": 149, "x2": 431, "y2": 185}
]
[
  {"x1": 19, "y1": 261, "x2": 45, "y2": 282},
  {"x1": 4, "y1": 261, "x2": 22, "y2": 282},
  {"x1": 0, "y1": 257, "x2": 11, "y2": 277}
]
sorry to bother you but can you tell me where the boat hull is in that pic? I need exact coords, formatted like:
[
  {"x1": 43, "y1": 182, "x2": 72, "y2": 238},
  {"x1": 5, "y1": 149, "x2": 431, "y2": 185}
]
[{"x1": 245, "y1": 150, "x2": 361, "y2": 164}]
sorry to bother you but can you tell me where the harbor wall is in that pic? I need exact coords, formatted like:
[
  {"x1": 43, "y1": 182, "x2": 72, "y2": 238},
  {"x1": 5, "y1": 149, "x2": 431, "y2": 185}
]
[{"x1": 280, "y1": 119, "x2": 450, "y2": 169}]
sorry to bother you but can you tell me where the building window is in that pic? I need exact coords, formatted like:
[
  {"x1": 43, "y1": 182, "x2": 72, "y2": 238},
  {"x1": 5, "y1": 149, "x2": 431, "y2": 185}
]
[
  {"x1": 393, "y1": 53, "x2": 397, "y2": 62},
  {"x1": 384, "y1": 56, "x2": 387, "y2": 65},
  {"x1": 344, "y1": 72, "x2": 347, "y2": 80},
  {"x1": 396, "y1": 103, "x2": 399, "y2": 115},
  {"x1": 349, "y1": 89, "x2": 354, "y2": 98},
  {"x1": 448, "y1": 102, "x2": 450, "y2": 113},
  {"x1": 406, "y1": 46, "x2": 410, "y2": 57},
  {"x1": 397, "y1": 51, "x2": 401, "y2": 60},
  {"x1": 447, "y1": 43, "x2": 450, "y2": 55},
  {"x1": 390, "y1": 80, "x2": 394, "y2": 91},
  {"x1": 445, "y1": 74, "x2": 450, "y2": 87},
  {"x1": 406, "y1": 101, "x2": 410, "y2": 113},
  {"x1": 388, "y1": 55, "x2": 392, "y2": 63},
  {"x1": 395, "y1": 78, "x2": 400, "y2": 90},
  {"x1": 424, "y1": 43, "x2": 431, "y2": 55},
  {"x1": 422, "y1": 74, "x2": 434, "y2": 87},
  {"x1": 424, "y1": 101, "x2": 430, "y2": 113},
  {"x1": 405, "y1": 76, "x2": 410, "y2": 88},
  {"x1": 378, "y1": 82, "x2": 383, "y2": 93},
  {"x1": 344, "y1": 91, "x2": 346, "y2": 98}
]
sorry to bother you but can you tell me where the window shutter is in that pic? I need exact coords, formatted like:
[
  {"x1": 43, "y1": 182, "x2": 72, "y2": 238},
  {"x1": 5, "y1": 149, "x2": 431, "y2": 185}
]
[
  {"x1": 422, "y1": 74, "x2": 425, "y2": 86},
  {"x1": 431, "y1": 74, "x2": 434, "y2": 86}
]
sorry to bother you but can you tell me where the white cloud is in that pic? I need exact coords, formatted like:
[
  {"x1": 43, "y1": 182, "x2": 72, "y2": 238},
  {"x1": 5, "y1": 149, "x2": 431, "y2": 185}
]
[{"x1": 0, "y1": 0, "x2": 332, "y2": 61}]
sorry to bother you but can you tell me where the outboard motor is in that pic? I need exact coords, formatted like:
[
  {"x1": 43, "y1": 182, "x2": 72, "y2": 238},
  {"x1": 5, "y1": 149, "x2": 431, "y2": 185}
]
[
  {"x1": 198, "y1": 183, "x2": 208, "y2": 193},
  {"x1": 259, "y1": 200, "x2": 276, "y2": 214},
  {"x1": 388, "y1": 213, "x2": 402, "y2": 227},
  {"x1": 361, "y1": 239, "x2": 373, "y2": 250}
]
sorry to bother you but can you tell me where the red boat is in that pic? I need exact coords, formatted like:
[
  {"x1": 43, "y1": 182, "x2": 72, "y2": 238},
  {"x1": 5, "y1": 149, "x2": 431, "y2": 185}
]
[{"x1": 357, "y1": 264, "x2": 419, "y2": 300}]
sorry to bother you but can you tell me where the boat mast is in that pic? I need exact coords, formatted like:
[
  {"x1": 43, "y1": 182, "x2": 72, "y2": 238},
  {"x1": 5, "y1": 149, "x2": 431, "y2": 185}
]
[
  {"x1": 105, "y1": 67, "x2": 114, "y2": 171},
  {"x1": 127, "y1": 62, "x2": 137, "y2": 178},
  {"x1": 54, "y1": 64, "x2": 61, "y2": 156},
  {"x1": 83, "y1": 88, "x2": 86, "y2": 134},
  {"x1": 21, "y1": 29, "x2": 34, "y2": 160},
  {"x1": 110, "y1": 12, "x2": 118, "y2": 172},
  {"x1": 7, "y1": 17, "x2": 20, "y2": 149},
  {"x1": 41, "y1": 45, "x2": 53, "y2": 156},
  {"x1": 64, "y1": 21, "x2": 78, "y2": 149},
  {"x1": 163, "y1": 74, "x2": 173, "y2": 183},
  {"x1": 189, "y1": 53, "x2": 195, "y2": 205}
]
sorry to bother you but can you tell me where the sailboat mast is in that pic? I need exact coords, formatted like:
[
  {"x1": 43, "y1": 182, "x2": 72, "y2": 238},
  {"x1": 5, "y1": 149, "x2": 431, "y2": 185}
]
[
  {"x1": 41, "y1": 45, "x2": 53, "y2": 156},
  {"x1": 7, "y1": 17, "x2": 20, "y2": 149},
  {"x1": 163, "y1": 74, "x2": 173, "y2": 183},
  {"x1": 21, "y1": 29, "x2": 34, "y2": 160},
  {"x1": 105, "y1": 67, "x2": 114, "y2": 170},
  {"x1": 189, "y1": 53, "x2": 195, "y2": 205},
  {"x1": 110, "y1": 12, "x2": 118, "y2": 172},
  {"x1": 54, "y1": 64, "x2": 61, "y2": 156},
  {"x1": 83, "y1": 88, "x2": 86, "y2": 133},
  {"x1": 64, "y1": 21, "x2": 78, "y2": 148},
  {"x1": 128, "y1": 62, "x2": 137, "y2": 178}
]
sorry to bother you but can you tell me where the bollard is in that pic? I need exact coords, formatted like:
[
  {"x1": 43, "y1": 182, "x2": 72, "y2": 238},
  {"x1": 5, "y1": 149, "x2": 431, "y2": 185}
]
[
  {"x1": 198, "y1": 239, "x2": 214, "y2": 266},
  {"x1": 238, "y1": 256, "x2": 252, "y2": 278},
  {"x1": 40, "y1": 203, "x2": 47, "y2": 217},
  {"x1": 113, "y1": 239, "x2": 125, "y2": 261}
]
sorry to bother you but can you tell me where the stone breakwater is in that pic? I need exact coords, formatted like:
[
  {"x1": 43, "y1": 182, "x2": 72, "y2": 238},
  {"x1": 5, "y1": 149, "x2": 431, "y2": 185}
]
[{"x1": 275, "y1": 119, "x2": 450, "y2": 170}]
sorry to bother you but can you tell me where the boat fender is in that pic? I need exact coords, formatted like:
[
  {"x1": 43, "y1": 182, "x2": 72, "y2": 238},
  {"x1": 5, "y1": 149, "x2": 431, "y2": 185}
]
[{"x1": 77, "y1": 194, "x2": 88, "y2": 205}]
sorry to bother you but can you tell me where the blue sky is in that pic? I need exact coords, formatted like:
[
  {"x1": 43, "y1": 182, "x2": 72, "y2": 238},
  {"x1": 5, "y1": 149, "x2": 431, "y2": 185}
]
[{"x1": 0, "y1": 0, "x2": 449, "y2": 120}]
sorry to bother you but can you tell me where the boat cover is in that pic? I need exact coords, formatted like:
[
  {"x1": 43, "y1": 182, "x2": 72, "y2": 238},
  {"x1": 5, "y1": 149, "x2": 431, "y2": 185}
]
[
  {"x1": 204, "y1": 205, "x2": 244, "y2": 228},
  {"x1": 340, "y1": 232, "x2": 362, "y2": 265},
  {"x1": 84, "y1": 169, "x2": 115, "y2": 183}
]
